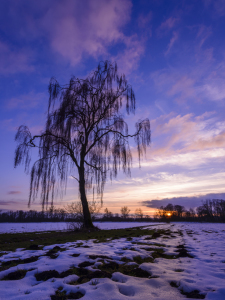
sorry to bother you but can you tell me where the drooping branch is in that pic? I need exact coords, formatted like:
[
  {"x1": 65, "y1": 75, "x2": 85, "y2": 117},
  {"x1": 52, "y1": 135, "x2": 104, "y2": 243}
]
[{"x1": 14, "y1": 60, "x2": 151, "y2": 213}]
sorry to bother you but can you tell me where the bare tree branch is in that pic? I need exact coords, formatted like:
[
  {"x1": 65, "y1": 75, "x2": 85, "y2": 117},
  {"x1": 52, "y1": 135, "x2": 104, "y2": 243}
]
[{"x1": 14, "y1": 61, "x2": 151, "y2": 228}]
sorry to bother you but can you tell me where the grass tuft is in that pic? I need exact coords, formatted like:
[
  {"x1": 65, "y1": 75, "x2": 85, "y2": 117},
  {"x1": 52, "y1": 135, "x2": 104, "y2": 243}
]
[
  {"x1": 0, "y1": 227, "x2": 163, "y2": 252},
  {"x1": 51, "y1": 289, "x2": 84, "y2": 300},
  {"x1": 35, "y1": 270, "x2": 60, "y2": 281},
  {"x1": 1, "y1": 269, "x2": 27, "y2": 280},
  {"x1": 0, "y1": 255, "x2": 40, "y2": 272}
]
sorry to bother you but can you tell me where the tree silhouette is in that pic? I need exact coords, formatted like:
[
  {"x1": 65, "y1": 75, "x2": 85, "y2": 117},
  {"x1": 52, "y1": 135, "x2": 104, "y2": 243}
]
[
  {"x1": 104, "y1": 208, "x2": 113, "y2": 219},
  {"x1": 174, "y1": 205, "x2": 185, "y2": 218},
  {"x1": 135, "y1": 208, "x2": 143, "y2": 219},
  {"x1": 14, "y1": 61, "x2": 151, "y2": 228},
  {"x1": 121, "y1": 206, "x2": 130, "y2": 219}
]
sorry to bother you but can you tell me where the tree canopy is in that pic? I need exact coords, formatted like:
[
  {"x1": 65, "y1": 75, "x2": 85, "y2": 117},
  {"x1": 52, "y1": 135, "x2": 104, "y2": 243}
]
[{"x1": 14, "y1": 61, "x2": 151, "y2": 228}]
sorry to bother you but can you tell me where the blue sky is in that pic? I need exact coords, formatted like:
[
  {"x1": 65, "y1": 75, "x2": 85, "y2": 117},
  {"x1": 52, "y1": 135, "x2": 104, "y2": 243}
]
[{"x1": 0, "y1": 0, "x2": 225, "y2": 215}]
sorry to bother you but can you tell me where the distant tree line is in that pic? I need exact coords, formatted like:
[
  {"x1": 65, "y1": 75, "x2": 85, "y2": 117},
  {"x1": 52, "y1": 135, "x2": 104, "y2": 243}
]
[
  {"x1": 0, "y1": 205, "x2": 150, "y2": 223},
  {"x1": 1, "y1": 199, "x2": 225, "y2": 223},
  {"x1": 0, "y1": 207, "x2": 68, "y2": 223},
  {"x1": 156, "y1": 199, "x2": 225, "y2": 222}
]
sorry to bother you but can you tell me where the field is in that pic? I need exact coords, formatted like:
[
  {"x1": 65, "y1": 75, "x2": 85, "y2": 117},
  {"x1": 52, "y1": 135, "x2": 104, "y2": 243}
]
[
  {"x1": 0, "y1": 222, "x2": 159, "y2": 234},
  {"x1": 0, "y1": 222, "x2": 225, "y2": 300}
]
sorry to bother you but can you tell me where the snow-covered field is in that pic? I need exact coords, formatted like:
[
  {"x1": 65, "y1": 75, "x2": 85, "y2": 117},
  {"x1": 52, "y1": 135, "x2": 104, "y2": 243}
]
[
  {"x1": 0, "y1": 222, "x2": 225, "y2": 299},
  {"x1": 0, "y1": 222, "x2": 161, "y2": 233}
]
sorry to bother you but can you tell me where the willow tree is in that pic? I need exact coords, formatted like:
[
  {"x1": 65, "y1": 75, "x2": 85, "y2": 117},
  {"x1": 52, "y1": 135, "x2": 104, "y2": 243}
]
[{"x1": 14, "y1": 61, "x2": 151, "y2": 228}]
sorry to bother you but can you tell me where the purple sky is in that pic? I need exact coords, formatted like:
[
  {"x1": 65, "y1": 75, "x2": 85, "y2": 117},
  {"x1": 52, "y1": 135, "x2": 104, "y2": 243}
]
[{"x1": 0, "y1": 0, "x2": 225, "y2": 215}]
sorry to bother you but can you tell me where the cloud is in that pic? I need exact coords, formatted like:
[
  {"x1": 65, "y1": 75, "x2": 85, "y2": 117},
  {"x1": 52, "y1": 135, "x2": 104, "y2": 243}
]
[
  {"x1": 0, "y1": 200, "x2": 20, "y2": 206},
  {"x1": 150, "y1": 112, "x2": 225, "y2": 157},
  {"x1": 151, "y1": 69, "x2": 198, "y2": 105},
  {"x1": 213, "y1": 0, "x2": 225, "y2": 16},
  {"x1": 0, "y1": 41, "x2": 34, "y2": 74},
  {"x1": 203, "y1": 0, "x2": 225, "y2": 17},
  {"x1": 7, "y1": 191, "x2": 21, "y2": 195},
  {"x1": 0, "y1": 119, "x2": 13, "y2": 130},
  {"x1": 115, "y1": 35, "x2": 145, "y2": 75},
  {"x1": 42, "y1": 0, "x2": 145, "y2": 73},
  {"x1": 41, "y1": 0, "x2": 133, "y2": 65},
  {"x1": 157, "y1": 17, "x2": 179, "y2": 37},
  {"x1": 165, "y1": 31, "x2": 179, "y2": 56},
  {"x1": 201, "y1": 84, "x2": 225, "y2": 102},
  {"x1": 166, "y1": 75, "x2": 195, "y2": 102},
  {"x1": 197, "y1": 25, "x2": 212, "y2": 48},
  {"x1": 150, "y1": 21, "x2": 224, "y2": 106},
  {"x1": 123, "y1": 112, "x2": 225, "y2": 205},
  {"x1": 150, "y1": 54, "x2": 225, "y2": 105},
  {"x1": 138, "y1": 12, "x2": 152, "y2": 27},
  {"x1": 6, "y1": 92, "x2": 46, "y2": 110},
  {"x1": 0, "y1": 0, "x2": 145, "y2": 74},
  {"x1": 127, "y1": 110, "x2": 225, "y2": 168},
  {"x1": 137, "y1": 12, "x2": 152, "y2": 37},
  {"x1": 185, "y1": 131, "x2": 225, "y2": 151},
  {"x1": 142, "y1": 193, "x2": 225, "y2": 209}
]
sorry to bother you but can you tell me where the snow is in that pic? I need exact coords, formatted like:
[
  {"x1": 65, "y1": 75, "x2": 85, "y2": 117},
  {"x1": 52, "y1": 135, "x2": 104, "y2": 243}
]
[
  {"x1": 0, "y1": 222, "x2": 161, "y2": 233},
  {"x1": 0, "y1": 222, "x2": 225, "y2": 299}
]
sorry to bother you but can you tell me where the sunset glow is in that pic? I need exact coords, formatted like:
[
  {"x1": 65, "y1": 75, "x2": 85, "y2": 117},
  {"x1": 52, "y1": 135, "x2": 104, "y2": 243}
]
[{"x1": 0, "y1": 0, "x2": 224, "y2": 215}]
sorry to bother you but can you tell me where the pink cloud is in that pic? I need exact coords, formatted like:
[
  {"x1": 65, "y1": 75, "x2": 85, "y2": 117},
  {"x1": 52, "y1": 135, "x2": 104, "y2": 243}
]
[
  {"x1": 203, "y1": 0, "x2": 225, "y2": 17},
  {"x1": 40, "y1": 0, "x2": 132, "y2": 65},
  {"x1": 115, "y1": 35, "x2": 145, "y2": 75},
  {"x1": 8, "y1": 191, "x2": 21, "y2": 195},
  {"x1": 151, "y1": 69, "x2": 199, "y2": 105},
  {"x1": 164, "y1": 31, "x2": 179, "y2": 56},
  {"x1": 167, "y1": 75, "x2": 196, "y2": 103},
  {"x1": 197, "y1": 25, "x2": 212, "y2": 47},
  {"x1": 157, "y1": 17, "x2": 179, "y2": 37},
  {"x1": 0, "y1": 200, "x2": 21, "y2": 206},
  {"x1": 0, "y1": 119, "x2": 13, "y2": 130},
  {"x1": 214, "y1": 0, "x2": 225, "y2": 16},
  {"x1": 149, "y1": 112, "x2": 225, "y2": 157},
  {"x1": 0, "y1": 1, "x2": 145, "y2": 74},
  {"x1": 0, "y1": 41, "x2": 34, "y2": 74},
  {"x1": 39, "y1": 0, "x2": 145, "y2": 73},
  {"x1": 202, "y1": 84, "x2": 225, "y2": 101},
  {"x1": 6, "y1": 91, "x2": 46, "y2": 110},
  {"x1": 186, "y1": 131, "x2": 225, "y2": 151},
  {"x1": 150, "y1": 50, "x2": 224, "y2": 105},
  {"x1": 138, "y1": 12, "x2": 152, "y2": 27}
]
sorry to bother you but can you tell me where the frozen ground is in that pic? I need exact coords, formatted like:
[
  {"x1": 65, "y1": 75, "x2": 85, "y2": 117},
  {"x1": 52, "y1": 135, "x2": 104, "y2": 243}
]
[
  {"x1": 0, "y1": 222, "x2": 161, "y2": 233},
  {"x1": 0, "y1": 222, "x2": 225, "y2": 299}
]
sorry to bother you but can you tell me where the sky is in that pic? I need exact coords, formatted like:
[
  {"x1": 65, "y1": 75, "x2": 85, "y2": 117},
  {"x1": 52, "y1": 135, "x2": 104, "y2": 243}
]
[{"x1": 0, "y1": 0, "x2": 225, "y2": 215}]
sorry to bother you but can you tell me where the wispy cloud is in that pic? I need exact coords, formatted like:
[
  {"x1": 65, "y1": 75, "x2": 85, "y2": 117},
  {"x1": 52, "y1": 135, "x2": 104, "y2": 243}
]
[
  {"x1": 201, "y1": 84, "x2": 225, "y2": 102},
  {"x1": 151, "y1": 69, "x2": 198, "y2": 105},
  {"x1": 166, "y1": 75, "x2": 195, "y2": 102},
  {"x1": 103, "y1": 169, "x2": 225, "y2": 211},
  {"x1": 150, "y1": 112, "x2": 225, "y2": 156},
  {"x1": 7, "y1": 191, "x2": 21, "y2": 195},
  {"x1": 197, "y1": 25, "x2": 212, "y2": 48},
  {"x1": 0, "y1": 41, "x2": 34, "y2": 74},
  {"x1": 6, "y1": 92, "x2": 46, "y2": 110},
  {"x1": 157, "y1": 17, "x2": 179, "y2": 37},
  {"x1": 203, "y1": 0, "x2": 225, "y2": 17},
  {"x1": 165, "y1": 31, "x2": 179, "y2": 56},
  {"x1": 150, "y1": 53, "x2": 225, "y2": 105},
  {"x1": 138, "y1": 12, "x2": 152, "y2": 37},
  {"x1": 115, "y1": 35, "x2": 146, "y2": 75},
  {"x1": 0, "y1": 200, "x2": 21, "y2": 206}
]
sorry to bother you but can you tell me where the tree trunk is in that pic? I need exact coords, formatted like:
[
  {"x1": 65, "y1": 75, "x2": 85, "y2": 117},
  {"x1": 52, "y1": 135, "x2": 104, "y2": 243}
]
[{"x1": 79, "y1": 166, "x2": 94, "y2": 229}]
